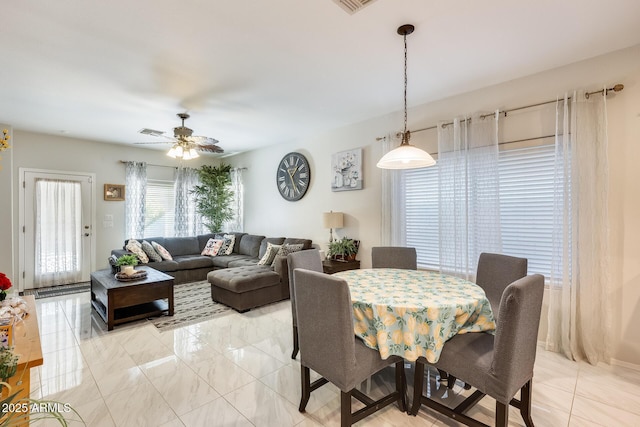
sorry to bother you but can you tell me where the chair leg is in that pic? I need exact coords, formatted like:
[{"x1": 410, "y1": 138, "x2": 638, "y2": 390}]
[
  {"x1": 299, "y1": 366, "x2": 311, "y2": 412},
  {"x1": 520, "y1": 380, "x2": 534, "y2": 427},
  {"x1": 341, "y1": 391, "x2": 353, "y2": 427},
  {"x1": 410, "y1": 361, "x2": 425, "y2": 416},
  {"x1": 291, "y1": 324, "x2": 299, "y2": 359},
  {"x1": 496, "y1": 401, "x2": 509, "y2": 427},
  {"x1": 395, "y1": 362, "x2": 407, "y2": 412}
]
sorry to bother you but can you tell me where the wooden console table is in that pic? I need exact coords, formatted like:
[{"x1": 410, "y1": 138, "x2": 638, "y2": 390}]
[{"x1": 2, "y1": 295, "x2": 43, "y2": 425}]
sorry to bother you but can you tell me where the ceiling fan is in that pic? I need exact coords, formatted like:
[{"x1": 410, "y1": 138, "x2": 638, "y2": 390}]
[{"x1": 136, "y1": 113, "x2": 223, "y2": 159}]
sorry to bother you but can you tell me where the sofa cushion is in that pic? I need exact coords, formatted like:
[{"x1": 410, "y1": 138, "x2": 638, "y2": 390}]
[
  {"x1": 238, "y1": 234, "x2": 266, "y2": 257},
  {"x1": 258, "y1": 242, "x2": 281, "y2": 266},
  {"x1": 142, "y1": 240, "x2": 163, "y2": 262},
  {"x1": 283, "y1": 238, "x2": 313, "y2": 250},
  {"x1": 208, "y1": 265, "x2": 280, "y2": 293},
  {"x1": 201, "y1": 238, "x2": 224, "y2": 256},
  {"x1": 147, "y1": 260, "x2": 180, "y2": 272},
  {"x1": 152, "y1": 241, "x2": 173, "y2": 260},
  {"x1": 197, "y1": 234, "x2": 218, "y2": 252},
  {"x1": 173, "y1": 255, "x2": 216, "y2": 270},
  {"x1": 259, "y1": 237, "x2": 286, "y2": 259},
  {"x1": 162, "y1": 237, "x2": 200, "y2": 257},
  {"x1": 125, "y1": 239, "x2": 149, "y2": 263},
  {"x1": 227, "y1": 258, "x2": 260, "y2": 268},
  {"x1": 211, "y1": 254, "x2": 255, "y2": 268}
]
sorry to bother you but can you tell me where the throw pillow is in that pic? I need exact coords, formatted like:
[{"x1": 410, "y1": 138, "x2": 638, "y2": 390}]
[
  {"x1": 219, "y1": 234, "x2": 236, "y2": 255},
  {"x1": 125, "y1": 239, "x2": 149, "y2": 264},
  {"x1": 141, "y1": 240, "x2": 162, "y2": 262},
  {"x1": 152, "y1": 241, "x2": 173, "y2": 261},
  {"x1": 271, "y1": 243, "x2": 304, "y2": 267},
  {"x1": 202, "y1": 238, "x2": 224, "y2": 257},
  {"x1": 258, "y1": 242, "x2": 281, "y2": 266}
]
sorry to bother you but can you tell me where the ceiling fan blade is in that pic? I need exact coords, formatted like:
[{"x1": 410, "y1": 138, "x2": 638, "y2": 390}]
[
  {"x1": 197, "y1": 143, "x2": 224, "y2": 154},
  {"x1": 134, "y1": 141, "x2": 173, "y2": 145},
  {"x1": 187, "y1": 135, "x2": 219, "y2": 145}
]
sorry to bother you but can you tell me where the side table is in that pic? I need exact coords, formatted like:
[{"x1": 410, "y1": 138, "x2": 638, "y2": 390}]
[{"x1": 323, "y1": 259, "x2": 360, "y2": 274}]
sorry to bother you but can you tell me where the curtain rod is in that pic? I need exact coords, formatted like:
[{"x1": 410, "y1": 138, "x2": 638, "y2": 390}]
[
  {"x1": 376, "y1": 83, "x2": 624, "y2": 141},
  {"x1": 118, "y1": 160, "x2": 248, "y2": 171}
]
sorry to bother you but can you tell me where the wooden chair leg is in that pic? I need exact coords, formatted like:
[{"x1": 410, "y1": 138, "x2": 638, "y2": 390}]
[
  {"x1": 520, "y1": 380, "x2": 534, "y2": 427},
  {"x1": 395, "y1": 362, "x2": 407, "y2": 412},
  {"x1": 496, "y1": 401, "x2": 509, "y2": 427},
  {"x1": 291, "y1": 324, "x2": 299, "y2": 359},
  {"x1": 299, "y1": 366, "x2": 311, "y2": 412},
  {"x1": 410, "y1": 361, "x2": 425, "y2": 415},
  {"x1": 341, "y1": 390, "x2": 352, "y2": 427}
]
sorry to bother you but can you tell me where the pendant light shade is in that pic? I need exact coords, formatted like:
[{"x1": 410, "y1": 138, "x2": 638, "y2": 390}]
[
  {"x1": 376, "y1": 134, "x2": 436, "y2": 169},
  {"x1": 377, "y1": 24, "x2": 436, "y2": 170}
]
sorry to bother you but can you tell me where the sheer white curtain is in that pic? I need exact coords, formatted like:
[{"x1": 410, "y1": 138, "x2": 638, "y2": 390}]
[
  {"x1": 34, "y1": 179, "x2": 82, "y2": 287},
  {"x1": 437, "y1": 112, "x2": 502, "y2": 279},
  {"x1": 224, "y1": 168, "x2": 245, "y2": 232},
  {"x1": 174, "y1": 167, "x2": 203, "y2": 237},
  {"x1": 124, "y1": 161, "x2": 147, "y2": 239},
  {"x1": 380, "y1": 133, "x2": 406, "y2": 246},
  {"x1": 546, "y1": 90, "x2": 611, "y2": 364}
]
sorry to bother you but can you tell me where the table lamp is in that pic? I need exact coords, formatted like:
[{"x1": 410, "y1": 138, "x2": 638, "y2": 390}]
[{"x1": 323, "y1": 211, "x2": 344, "y2": 243}]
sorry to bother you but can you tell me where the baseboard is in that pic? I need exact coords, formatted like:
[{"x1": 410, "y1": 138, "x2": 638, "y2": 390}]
[{"x1": 610, "y1": 358, "x2": 640, "y2": 372}]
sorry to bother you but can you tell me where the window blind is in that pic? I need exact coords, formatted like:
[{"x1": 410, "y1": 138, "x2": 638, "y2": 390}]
[
  {"x1": 403, "y1": 143, "x2": 558, "y2": 278},
  {"x1": 144, "y1": 180, "x2": 176, "y2": 238}
]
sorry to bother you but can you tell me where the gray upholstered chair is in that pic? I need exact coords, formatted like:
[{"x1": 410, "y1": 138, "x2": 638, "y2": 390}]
[
  {"x1": 476, "y1": 252, "x2": 528, "y2": 322},
  {"x1": 410, "y1": 274, "x2": 545, "y2": 427},
  {"x1": 440, "y1": 252, "x2": 529, "y2": 390},
  {"x1": 287, "y1": 249, "x2": 323, "y2": 359},
  {"x1": 294, "y1": 269, "x2": 406, "y2": 426},
  {"x1": 371, "y1": 246, "x2": 417, "y2": 269}
]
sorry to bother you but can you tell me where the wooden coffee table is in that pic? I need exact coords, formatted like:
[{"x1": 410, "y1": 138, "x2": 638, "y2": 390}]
[{"x1": 91, "y1": 266, "x2": 174, "y2": 330}]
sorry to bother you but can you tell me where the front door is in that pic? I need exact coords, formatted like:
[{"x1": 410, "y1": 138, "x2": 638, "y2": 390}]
[{"x1": 20, "y1": 169, "x2": 95, "y2": 290}]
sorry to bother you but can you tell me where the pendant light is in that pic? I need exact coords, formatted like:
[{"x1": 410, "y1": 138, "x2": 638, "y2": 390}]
[{"x1": 377, "y1": 24, "x2": 436, "y2": 170}]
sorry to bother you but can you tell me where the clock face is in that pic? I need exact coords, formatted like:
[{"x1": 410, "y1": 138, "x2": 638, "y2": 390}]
[{"x1": 276, "y1": 152, "x2": 311, "y2": 201}]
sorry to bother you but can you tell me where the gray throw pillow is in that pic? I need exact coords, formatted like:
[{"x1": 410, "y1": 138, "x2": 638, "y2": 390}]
[{"x1": 142, "y1": 240, "x2": 163, "y2": 262}]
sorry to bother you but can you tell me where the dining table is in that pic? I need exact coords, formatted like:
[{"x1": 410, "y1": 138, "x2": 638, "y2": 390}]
[{"x1": 333, "y1": 268, "x2": 496, "y2": 363}]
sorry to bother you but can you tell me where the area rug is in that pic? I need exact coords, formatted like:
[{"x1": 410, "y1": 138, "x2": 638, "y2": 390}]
[
  {"x1": 150, "y1": 280, "x2": 233, "y2": 331},
  {"x1": 21, "y1": 282, "x2": 90, "y2": 299}
]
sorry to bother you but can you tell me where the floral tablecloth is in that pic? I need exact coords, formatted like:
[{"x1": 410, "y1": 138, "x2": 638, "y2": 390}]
[{"x1": 333, "y1": 268, "x2": 495, "y2": 363}]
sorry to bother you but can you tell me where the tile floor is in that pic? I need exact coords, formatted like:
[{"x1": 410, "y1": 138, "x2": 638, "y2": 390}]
[{"x1": 29, "y1": 291, "x2": 640, "y2": 427}]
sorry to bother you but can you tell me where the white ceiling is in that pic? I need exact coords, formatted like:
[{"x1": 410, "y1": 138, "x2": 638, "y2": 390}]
[{"x1": 2, "y1": 0, "x2": 640, "y2": 156}]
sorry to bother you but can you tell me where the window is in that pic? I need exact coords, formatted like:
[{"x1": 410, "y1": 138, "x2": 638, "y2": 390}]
[
  {"x1": 144, "y1": 180, "x2": 176, "y2": 238},
  {"x1": 404, "y1": 143, "x2": 558, "y2": 278}
]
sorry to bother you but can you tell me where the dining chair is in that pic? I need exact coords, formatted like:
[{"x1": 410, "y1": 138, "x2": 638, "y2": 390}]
[
  {"x1": 476, "y1": 252, "x2": 528, "y2": 322},
  {"x1": 294, "y1": 269, "x2": 407, "y2": 427},
  {"x1": 287, "y1": 249, "x2": 323, "y2": 359},
  {"x1": 410, "y1": 274, "x2": 545, "y2": 427},
  {"x1": 371, "y1": 246, "x2": 417, "y2": 269}
]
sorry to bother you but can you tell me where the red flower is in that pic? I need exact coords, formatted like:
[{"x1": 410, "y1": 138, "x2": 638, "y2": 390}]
[{"x1": 0, "y1": 273, "x2": 11, "y2": 291}]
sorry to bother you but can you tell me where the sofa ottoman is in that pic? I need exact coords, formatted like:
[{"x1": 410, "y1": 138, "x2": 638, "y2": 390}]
[{"x1": 208, "y1": 265, "x2": 284, "y2": 312}]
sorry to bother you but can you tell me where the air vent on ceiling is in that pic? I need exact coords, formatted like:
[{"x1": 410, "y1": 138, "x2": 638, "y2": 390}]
[
  {"x1": 139, "y1": 128, "x2": 165, "y2": 136},
  {"x1": 332, "y1": 0, "x2": 377, "y2": 14}
]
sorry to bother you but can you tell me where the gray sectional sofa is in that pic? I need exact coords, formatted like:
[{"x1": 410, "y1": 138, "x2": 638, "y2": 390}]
[{"x1": 110, "y1": 232, "x2": 313, "y2": 311}]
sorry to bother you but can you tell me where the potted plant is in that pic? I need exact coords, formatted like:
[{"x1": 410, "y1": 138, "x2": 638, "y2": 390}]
[
  {"x1": 328, "y1": 237, "x2": 359, "y2": 262},
  {"x1": 191, "y1": 163, "x2": 234, "y2": 233},
  {"x1": 116, "y1": 254, "x2": 139, "y2": 275}
]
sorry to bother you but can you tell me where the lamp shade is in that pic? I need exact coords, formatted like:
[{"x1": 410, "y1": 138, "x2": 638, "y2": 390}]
[
  {"x1": 323, "y1": 211, "x2": 344, "y2": 229},
  {"x1": 376, "y1": 144, "x2": 436, "y2": 170}
]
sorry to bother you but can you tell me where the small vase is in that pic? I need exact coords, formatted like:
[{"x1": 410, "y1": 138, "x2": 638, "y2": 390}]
[{"x1": 0, "y1": 291, "x2": 6, "y2": 302}]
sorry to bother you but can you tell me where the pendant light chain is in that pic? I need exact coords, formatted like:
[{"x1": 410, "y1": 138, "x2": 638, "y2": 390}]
[{"x1": 402, "y1": 31, "x2": 410, "y2": 145}]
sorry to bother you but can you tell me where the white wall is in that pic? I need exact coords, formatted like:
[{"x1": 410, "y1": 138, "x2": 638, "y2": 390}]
[{"x1": 229, "y1": 44, "x2": 640, "y2": 367}]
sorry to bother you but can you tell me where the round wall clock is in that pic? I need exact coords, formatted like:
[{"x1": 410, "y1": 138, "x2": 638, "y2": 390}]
[{"x1": 276, "y1": 152, "x2": 311, "y2": 201}]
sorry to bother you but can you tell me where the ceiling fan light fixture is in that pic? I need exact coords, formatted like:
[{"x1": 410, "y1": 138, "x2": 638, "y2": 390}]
[
  {"x1": 188, "y1": 148, "x2": 199, "y2": 159},
  {"x1": 167, "y1": 146, "x2": 178, "y2": 158},
  {"x1": 377, "y1": 24, "x2": 436, "y2": 170}
]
